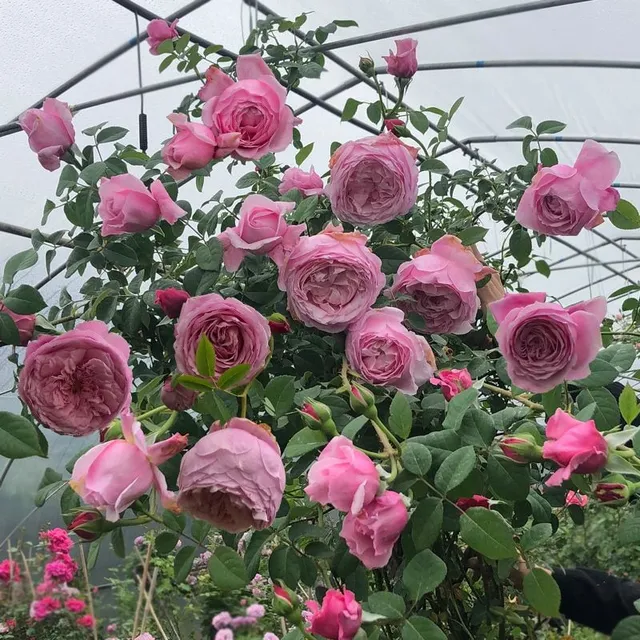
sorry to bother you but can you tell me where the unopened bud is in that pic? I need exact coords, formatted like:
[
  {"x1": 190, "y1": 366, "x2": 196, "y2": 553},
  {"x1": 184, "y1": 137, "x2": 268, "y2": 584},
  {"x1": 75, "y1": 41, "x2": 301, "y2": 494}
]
[
  {"x1": 272, "y1": 584, "x2": 301, "y2": 623},
  {"x1": 594, "y1": 475, "x2": 633, "y2": 506},
  {"x1": 103, "y1": 419, "x2": 123, "y2": 442},
  {"x1": 268, "y1": 313, "x2": 291, "y2": 335},
  {"x1": 68, "y1": 511, "x2": 106, "y2": 542},
  {"x1": 161, "y1": 378, "x2": 198, "y2": 411},
  {"x1": 499, "y1": 433, "x2": 543, "y2": 463},
  {"x1": 384, "y1": 118, "x2": 409, "y2": 137},
  {"x1": 349, "y1": 383, "x2": 378, "y2": 420},
  {"x1": 299, "y1": 399, "x2": 338, "y2": 437},
  {"x1": 358, "y1": 56, "x2": 375, "y2": 76}
]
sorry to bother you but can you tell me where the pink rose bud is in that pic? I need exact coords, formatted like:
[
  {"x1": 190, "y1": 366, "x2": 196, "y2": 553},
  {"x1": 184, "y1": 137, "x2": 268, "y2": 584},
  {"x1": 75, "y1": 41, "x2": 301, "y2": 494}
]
[
  {"x1": 278, "y1": 167, "x2": 325, "y2": 197},
  {"x1": 18, "y1": 98, "x2": 75, "y2": 171},
  {"x1": 147, "y1": 18, "x2": 180, "y2": 55},
  {"x1": 306, "y1": 588, "x2": 362, "y2": 640},
  {"x1": 456, "y1": 495, "x2": 490, "y2": 512},
  {"x1": 430, "y1": 368, "x2": 473, "y2": 401},
  {"x1": 499, "y1": 433, "x2": 543, "y2": 463},
  {"x1": 299, "y1": 401, "x2": 321, "y2": 429},
  {"x1": 382, "y1": 38, "x2": 418, "y2": 78},
  {"x1": 594, "y1": 477, "x2": 633, "y2": 506},
  {"x1": 490, "y1": 293, "x2": 606, "y2": 394},
  {"x1": 299, "y1": 399, "x2": 337, "y2": 436},
  {"x1": 348, "y1": 383, "x2": 378, "y2": 420},
  {"x1": 340, "y1": 490, "x2": 408, "y2": 569},
  {"x1": 178, "y1": 418, "x2": 285, "y2": 532},
  {"x1": 0, "y1": 560, "x2": 21, "y2": 584},
  {"x1": 516, "y1": 140, "x2": 620, "y2": 236},
  {"x1": 161, "y1": 378, "x2": 198, "y2": 411},
  {"x1": 268, "y1": 313, "x2": 291, "y2": 334},
  {"x1": 358, "y1": 56, "x2": 375, "y2": 76},
  {"x1": 0, "y1": 303, "x2": 36, "y2": 346},
  {"x1": 68, "y1": 511, "x2": 104, "y2": 542},
  {"x1": 565, "y1": 490, "x2": 588, "y2": 508},
  {"x1": 273, "y1": 584, "x2": 300, "y2": 620},
  {"x1": 155, "y1": 288, "x2": 190, "y2": 319},
  {"x1": 383, "y1": 118, "x2": 408, "y2": 137},
  {"x1": 542, "y1": 409, "x2": 608, "y2": 486}
]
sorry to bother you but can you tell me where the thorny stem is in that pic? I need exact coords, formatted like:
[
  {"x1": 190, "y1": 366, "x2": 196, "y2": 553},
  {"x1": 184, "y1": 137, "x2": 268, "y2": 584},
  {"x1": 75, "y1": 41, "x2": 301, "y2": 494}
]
[
  {"x1": 137, "y1": 405, "x2": 170, "y2": 421},
  {"x1": 240, "y1": 392, "x2": 248, "y2": 418},
  {"x1": 482, "y1": 383, "x2": 544, "y2": 412},
  {"x1": 153, "y1": 411, "x2": 179, "y2": 438}
]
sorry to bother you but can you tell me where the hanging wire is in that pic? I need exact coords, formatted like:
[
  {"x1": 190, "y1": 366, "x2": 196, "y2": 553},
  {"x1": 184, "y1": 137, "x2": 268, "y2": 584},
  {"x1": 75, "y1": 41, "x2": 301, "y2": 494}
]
[{"x1": 134, "y1": 12, "x2": 148, "y2": 152}]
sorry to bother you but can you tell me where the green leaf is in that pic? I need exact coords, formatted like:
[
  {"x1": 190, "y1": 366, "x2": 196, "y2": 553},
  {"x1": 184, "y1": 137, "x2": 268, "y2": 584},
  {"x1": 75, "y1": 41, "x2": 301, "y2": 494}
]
[
  {"x1": 620, "y1": 384, "x2": 640, "y2": 425},
  {"x1": 420, "y1": 158, "x2": 449, "y2": 174},
  {"x1": 542, "y1": 385, "x2": 563, "y2": 416},
  {"x1": 0, "y1": 413, "x2": 44, "y2": 459},
  {"x1": 442, "y1": 387, "x2": 478, "y2": 430},
  {"x1": 41, "y1": 199, "x2": 56, "y2": 225},
  {"x1": 367, "y1": 591, "x2": 406, "y2": 619},
  {"x1": 599, "y1": 343, "x2": 637, "y2": 372},
  {"x1": 509, "y1": 227, "x2": 531, "y2": 265},
  {"x1": 460, "y1": 508, "x2": 517, "y2": 560},
  {"x1": 535, "y1": 259, "x2": 551, "y2": 277},
  {"x1": 577, "y1": 387, "x2": 620, "y2": 430},
  {"x1": 78, "y1": 161, "x2": 107, "y2": 186},
  {"x1": 523, "y1": 568, "x2": 561, "y2": 617},
  {"x1": 520, "y1": 523, "x2": 553, "y2": 551},
  {"x1": 409, "y1": 111, "x2": 429, "y2": 134},
  {"x1": 96, "y1": 126, "x2": 129, "y2": 143},
  {"x1": 612, "y1": 616, "x2": 640, "y2": 640},
  {"x1": 269, "y1": 546, "x2": 301, "y2": 589},
  {"x1": 121, "y1": 297, "x2": 142, "y2": 335},
  {"x1": 575, "y1": 357, "x2": 618, "y2": 388},
  {"x1": 536, "y1": 120, "x2": 566, "y2": 135},
  {"x1": 341, "y1": 98, "x2": 361, "y2": 121},
  {"x1": 103, "y1": 242, "x2": 138, "y2": 267},
  {"x1": 411, "y1": 498, "x2": 443, "y2": 550},
  {"x1": 457, "y1": 226, "x2": 488, "y2": 246},
  {"x1": 403, "y1": 549, "x2": 447, "y2": 600},
  {"x1": 487, "y1": 455, "x2": 530, "y2": 501},
  {"x1": 111, "y1": 528, "x2": 125, "y2": 558},
  {"x1": 217, "y1": 364, "x2": 250, "y2": 391},
  {"x1": 196, "y1": 334, "x2": 216, "y2": 378},
  {"x1": 434, "y1": 446, "x2": 476, "y2": 494},
  {"x1": 402, "y1": 442, "x2": 432, "y2": 476},
  {"x1": 176, "y1": 374, "x2": 214, "y2": 392},
  {"x1": 195, "y1": 238, "x2": 223, "y2": 272},
  {"x1": 292, "y1": 195, "x2": 318, "y2": 222},
  {"x1": 618, "y1": 515, "x2": 640, "y2": 545},
  {"x1": 457, "y1": 409, "x2": 495, "y2": 447},
  {"x1": 34, "y1": 468, "x2": 64, "y2": 507},
  {"x1": 264, "y1": 375, "x2": 295, "y2": 418},
  {"x1": 300, "y1": 62, "x2": 323, "y2": 78},
  {"x1": 56, "y1": 165, "x2": 78, "y2": 195},
  {"x1": 506, "y1": 116, "x2": 532, "y2": 131},
  {"x1": 283, "y1": 427, "x2": 327, "y2": 458},
  {"x1": 295, "y1": 142, "x2": 314, "y2": 166},
  {"x1": 174, "y1": 545, "x2": 197, "y2": 583},
  {"x1": 155, "y1": 531, "x2": 179, "y2": 555},
  {"x1": 610, "y1": 199, "x2": 640, "y2": 229},
  {"x1": 402, "y1": 616, "x2": 447, "y2": 640},
  {"x1": 3, "y1": 285, "x2": 46, "y2": 314},
  {"x1": 374, "y1": 245, "x2": 411, "y2": 275},
  {"x1": 208, "y1": 547, "x2": 249, "y2": 591},
  {"x1": 389, "y1": 391, "x2": 412, "y2": 439},
  {"x1": 3, "y1": 249, "x2": 38, "y2": 285},
  {"x1": 236, "y1": 172, "x2": 259, "y2": 189},
  {"x1": 366, "y1": 102, "x2": 382, "y2": 124},
  {"x1": 245, "y1": 529, "x2": 272, "y2": 578}
]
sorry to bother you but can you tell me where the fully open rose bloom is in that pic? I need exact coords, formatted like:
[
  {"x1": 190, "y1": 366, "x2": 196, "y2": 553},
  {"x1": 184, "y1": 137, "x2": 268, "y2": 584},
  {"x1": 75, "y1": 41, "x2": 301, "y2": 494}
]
[
  {"x1": 543, "y1": 409, "x2": 608, "y2": 486},
  {"x1": 430, "y1": 368, "x2": 473, "y2": 401},
  {"x1": 18, "y1": 321, "x2": 132, "y2": 435},
  {"x1": 382, "y1": 38, "x2": 418, "y2": 78},
  {"x1": 0, "y1": 302, "x2": 35, "y2": 345},
  {"x1": 71, "y1": 411, "x2": 186, "y2": 521},
  {"x1": 346, "y1": 307, "x2": 435, "y2": 395},
  {"x1": 340, "y1": 490, "x2": 408, "y2": 569},
  {"x1": 97, "y1": 174, "x2": 185, "y2": 236},
  {"x1": 279, "y1": 166, "x2": 324, "y2": 196},
  {"x1": 388, "y1": 235, "x2": 491, "y2": 334},
  {"x1": 516, "y1": 140, "x2": 620, "y2": 236},
  {"x1": 279, "y1": 224, "x2": 385, "y2": 333},
  {"x1": 217, "y1": 194, "x2": 304, "y2": 272},
  {"x1": 146, "y1": 19, "x2": 179, "y2": 54},
  {"x1": 174, "y1": 293, "x2": 270, "y2": 384},
  {"x1": 18, "y1": 98, "x2": 75, "y2": 171},
  {"x1": 306, "y1": 588, "x2": 362, "y2": 640},
  {"x1": 202, "y1": 54, "x2": 300, "y2": 160},
  {"x1": 178, "y1": 418, "x2": 286, "y2": 532},
  {"x1": 326, "y1": 133, "x2": 419, "y2": 226},
  {"x1": 305, "y1": 436, "x2": 380, "y2": 513},
  {"x1": 490, "y1": 293, "x2": 606, "y2": 393}
]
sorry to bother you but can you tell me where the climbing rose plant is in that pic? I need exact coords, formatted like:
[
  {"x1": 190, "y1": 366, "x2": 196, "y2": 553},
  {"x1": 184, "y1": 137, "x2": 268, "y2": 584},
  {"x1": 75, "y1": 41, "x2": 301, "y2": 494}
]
[{"x1": 3, "y1": 11, "x2": 640, "y2": 640}]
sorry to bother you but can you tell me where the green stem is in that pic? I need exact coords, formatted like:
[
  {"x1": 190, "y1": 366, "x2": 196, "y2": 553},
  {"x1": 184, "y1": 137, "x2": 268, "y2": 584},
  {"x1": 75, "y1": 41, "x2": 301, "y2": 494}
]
[
  {"x1": 0, "y1": 460, "x2": 14, "y2": 491},
  {"x1": 601, "y1": 331, "x2": 640, "y2": 338},
  {"x1": 138, "y1": 508, "x2": 208, "y2": 551},
  {"x1": 356, "y1": 447, "x2": 388, "y2": 459},
  {"x1": 137, "y1": 405, "x2": 169, "y2": 421},
  {"x1": 482, "y1": 383, "x2": 544, "y2": 412},
  {"x1": 240, "y1": 392, "x2": 248, "y2": 418},
  {"x1": 153, "y1": 411, "x2": 178, "y2": 438},
  {"x1": 371, "y1": 416, "x2": 401, "y2": 451}
]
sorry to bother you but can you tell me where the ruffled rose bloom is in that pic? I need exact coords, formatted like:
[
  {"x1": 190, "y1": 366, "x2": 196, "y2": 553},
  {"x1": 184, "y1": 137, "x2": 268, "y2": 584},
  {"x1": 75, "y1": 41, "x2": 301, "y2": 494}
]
[
  {"x1": 565, "y1": 491, "x2": 588, "y2": 507},
  {"x1": 161, "y1": 379, "x2": 198, "y2": 411},
  {"x1": 30, "y1": 597, "x2": 61, "y2": 621},
  {"x1": 542, "y1": 409, "x2": 608, "y2": 486},
  {"x1": 306, "y1": 588, "x2": 362, "y2": 640},
  {"x1": 18, "y1": 98, "x2": 75, "y2": 171},
  {"x1": 278, "y1": 224, "x2": 385, "y2": 333},
  {"x1": 155, "y1": 287, "x2": 190, "y2": 319},
  {"x1": 279, "y1": 167, "x2": 324, "y2": 196},
  {"x1": 65, "y1": 598, "x2": 86, "y2": 613},
  {"x1": 470, "y1": 245, "x2": 505, "y2": 309},
  {"x1": 456, "y1": 495, "x2": 490, "y2": 512},
  {"x1": 97, "y1": 174, "x2": 185, "y2": 236},
  {"x1": 516, "y1": 140, "x2": 620, "y2": 236},
  {"x1": 134, "y1": 635, "x2": 156, "y2": 640},
  {"x1": 44, "y1": 554, "x2": 77, "y2": 583},
  {"x1": 326, "y1": 133, "x2": 418, "y2": 226},
  {"x1": 490, "y1": 293, "x2": 606, "y2": 393},
  {"x1": 77, "y1": 615, "x2": 96, "y2": 629},
  {"x1": 40, "y1": 528, "x2": 73, "y2": 554},
  {"x1": 178, "y1": 418, "x2": 286, "y2": 532},
  {"x1": 71, "y1": 411, "x2": 186, "y2": 521},
  {"x1": 0, "y1": 560, "x2": 20, "y2": 584},
  {"x1": 382, "y1": 38, "x2": 418, "y2": 78},
  {"x1": 18, "y1": 321, "x2": 132, "y2": 436},
  {"x1": 202, "y1": 54, "x2": 300, "y2": 160},
  {"x1": 305, "y1": 436, "x2": 380, "y2": 514},
  {"x1": 217, "y1": 194, "x2": 304, "y2": 272},
  {"x1": 346, "y1": 307, "x2": 435, "y2": 395},
  {"x1": 0, "y1": 302, "x2": 36, "y2": 346},
  {"x1": 147, "y1": 18, "x2": 179, "y2": 55},
  {"x1": 430, "y1": 368, "x2": 473, "y2": 401},
  {"x1": 388, "y1": 235, "x2": 491, "y2": 334},
  {"x1": 174, "y1": 293, "x2": 270, "y2": 385},
  {"x1": 340, "y1": 491, "x2": 408, "y2": 569}
]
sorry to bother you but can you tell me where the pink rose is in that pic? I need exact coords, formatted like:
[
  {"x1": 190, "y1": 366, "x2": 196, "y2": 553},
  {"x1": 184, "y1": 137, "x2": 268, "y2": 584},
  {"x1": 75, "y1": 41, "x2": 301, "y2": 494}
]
[
  {"x1": 0, "y1": 560, "x2": 20, "y2": 584},
  {"x1": 147, "y1": 19, "x2": 179, "y2": 55},
  {"x1": 65, "y1": 598, "x2": 86, "y2": 613},
  {"x1": 382, "y1": 38, "x2": 418, "y2": 78},
  {"x1": 279, "y1": 167, "x2": 324, "y2": 196},
  {"x1": 40, "y1": 528, "x2": 73, "y2": 554},
  {"x1": 340, "y1": 491, "x2": 408, "y2": 569},
  {"x1": 490, "y1": 293, "x2": 606, "y2": 393},
  {"x1": 565, "y1": 490, "x2": 588, "y2": 507},
  {"x1": 18, "y1": 98, "x2": 75, "y2": 171},
  {"x1": 178, "y1": 418, "x2": 286, "y2": 532},
  {"x1": 388, "y1": 235, "x2": 491, "y2": 334},
  {"x1": 77, "y1": 615, "x2": 96, "y2": 629},
  {"x1": 44, "y1": 554, "x2": 77, "y2": 583},
  {"x1": 97, "y1": 174, "x2": 185, "y2": 236},
  {"x1": 455, "y1": 495, "x2": 490, "y2": 512},
  {"x1": 71, "y1": 411, "x2": 186, "y2": 521},
  {"x1": 202, "y1": 54, "x2": 300, "y2": 160},
  {"x1": 384, "y1": 118, "x2": 405, "y2": 135},
  {"x1": 326, "y1": 133, "x2": 418, "y2": 226},
  {"x1": 162, "y1": 113, "x2": 219, "y2": 180},
  {"x1": 542, "y1": 409, "x2": 608, "y2": 486},
  {"x1": 279, "y1": 224, "x2": 385, "y2": 333},
  {"x1": 0, "y1": 302, "x2": 35, "y2": 346},
  {"x1": 516, "y1": 140, "x2": 620, "y2": 236},
  {"x1": 134, "y1": 635, "x2": 156, "y2": 640},
  {"x1": 430, "y1": 368, "x2": 473, "y2": 401},
  {"x1": 346, "y1": 307, "x2": 435, "y2": 395},
  {"x1": 217, "y1": 194, "x2": 304, "y2": 272},
  {"x1": 305, "y1": 436, "x2": 380, "y2": 514},
  {"x1": 67, "y1": 512, "x2": 101, "y2": 542},
  {"x1": 155, "y1": 287, "x2": 190, "y2": 319},
  {"x1": 30, "y1": 597, "x2": 61, "y2": 621},
  {"x1": 306, "y1": 588, "x2": 362, "y2": 640},
  {"x1": 161, "y1": 379, "x2": 198, "y2": 411},
  {"x1": 18, "y1": 321, "x2": 132, "y2": 435},
  {"x1": 174, "y1": 293, "x2": 270, "y2": 384}
]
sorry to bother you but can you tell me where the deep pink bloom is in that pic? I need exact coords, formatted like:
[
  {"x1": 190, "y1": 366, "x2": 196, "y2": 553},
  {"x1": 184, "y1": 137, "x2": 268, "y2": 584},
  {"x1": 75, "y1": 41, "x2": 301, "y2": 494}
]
[
  {"x1": 267, "y1": 313, "x2": 290, "y2": 334},
  {"x1": 456, "y1": 495, "x2": 490, "y2": 512},
  {"x1": 155, "y1": 288, "x2": 190, "y2": 319},
  {"x1": 178, "y1": 418, "x2": 286, "y2": 532},
  {"x1": 147, "y1": 19, "x2": 179, "y2": 55},
  {"x1": 565, "y1": 490, "x2": 588, "y2": 507},
  {"x1": 499, "y1": 434, "x2": 542, "y2": 463},
  {"x1": 543, "y1": 409, "x2": 608, "y2": 486},
  {"x1": 65, "y1": 598, "x2": 86, "y2": 613},
  {"x1": 516, "y1": 140, "x2": 620, "y2": 236},
  {"x1": 279, "y1": 166, "x2": 324, "y2": 196},
  {"x1": 76, "y1": 614, "x2": 95, "y2": 629},
  {"x1": 18, "y1": 98, "x2": 75, "y2": 171},
  {"x1": 306, "y1": 588, "x2": 362, "y2": 640},
  {"x1": 202, "y1": 54, "x2": 300, "y2": 160},
  {"x1": 68, "y1": 512, "x2": 101, "y2": 542},
  {"x1": 161, "y1": 378, "x2": 198, "y2": 411},
  {"x1": 217, "y1": 194, "x2": 304, "y2": 272},
  {"x1": 430, "y1": 368, "x2": 473, "y2": 401},
  {"x1": 44, "y1": 553, "x2": 77, "y2": 583},
  {"x1": 0, "y1": 302, "x2": 35, "y2": 346},
  {"x1": 384, "y1": 118, "x2": 405, "y2": 135},
  {"x1": 490, "y1": 293, "x2": 606, "y2": 393},
  {"x1": 18, "y1": 320, "x2": 132, "y2": 436},
  {"x1": 30, "y1": 597, "x2": 61, "y2": 621},
  {"x1": 0, "y1": 560, "x2": 20, "y2": 584},
  {"x1": 340, "y1": 491, "x2": 408, "y2": 569},
  {"x1": 40, "y1": 528, "x2": 73, "y2": 554},
  {"x1": 305, "y1": 436, "x2": 380, "y2": 514},
  {"x1": 383, "y1": 38, "x2": 418, "y2": 78}
]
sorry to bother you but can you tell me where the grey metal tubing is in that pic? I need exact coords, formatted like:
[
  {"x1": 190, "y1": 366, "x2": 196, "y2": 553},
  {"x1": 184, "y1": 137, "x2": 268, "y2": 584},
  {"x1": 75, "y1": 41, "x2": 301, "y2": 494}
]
[
  {"x1": 36, "y1": 263, "x2": 66, "y2": 290},
  {"x1": 0, "y1": 222, "x2": 72, "y2": 248},
  {"x1": 557, "y1": 263, "x2": 640, "y2": 301},
  {"x1": 525, "y1": 259, "x2": 640, "y2": 274},
  {"x1": 590, "y1": 227, "x2": 640, "y2": 264}
]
